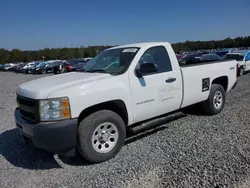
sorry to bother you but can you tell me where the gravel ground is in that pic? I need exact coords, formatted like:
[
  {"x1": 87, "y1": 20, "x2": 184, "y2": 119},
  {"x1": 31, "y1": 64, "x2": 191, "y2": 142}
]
[{"x1": 0, "y1": 72, "x2": 250, "y2": 188}]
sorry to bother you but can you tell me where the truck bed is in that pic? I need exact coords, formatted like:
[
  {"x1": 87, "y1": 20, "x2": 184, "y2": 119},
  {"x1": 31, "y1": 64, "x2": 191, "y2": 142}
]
[{"x1": 179, "y1": 60, "x2": 237, "y2": 108}]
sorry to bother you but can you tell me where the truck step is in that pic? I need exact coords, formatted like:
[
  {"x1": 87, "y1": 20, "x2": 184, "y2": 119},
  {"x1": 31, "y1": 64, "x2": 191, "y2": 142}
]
[{"x1": 128, "y1": 111, "x2": 185, "y2": 134}]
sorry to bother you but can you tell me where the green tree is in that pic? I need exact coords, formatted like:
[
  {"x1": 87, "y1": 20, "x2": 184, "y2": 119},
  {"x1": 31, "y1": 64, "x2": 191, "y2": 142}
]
[{"x1": 1, "y1": 36, "x2": 250, "y2": 64}]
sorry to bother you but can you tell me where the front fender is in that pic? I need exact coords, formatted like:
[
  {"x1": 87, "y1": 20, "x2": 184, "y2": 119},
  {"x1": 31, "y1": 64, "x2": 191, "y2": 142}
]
[{"x1": 48, "y1": 74, "x2": 133, "y2": 125}]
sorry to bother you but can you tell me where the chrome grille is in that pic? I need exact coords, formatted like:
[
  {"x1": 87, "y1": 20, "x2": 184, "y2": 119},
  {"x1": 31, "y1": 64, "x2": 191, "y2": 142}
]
[{"x1": 17, "y1": 95, "x2": 39, "y2": 123}]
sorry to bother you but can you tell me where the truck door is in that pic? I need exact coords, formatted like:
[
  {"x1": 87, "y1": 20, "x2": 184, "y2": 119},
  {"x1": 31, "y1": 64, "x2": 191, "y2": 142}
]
[{"x1": 129, "y1": 45, "x2": 183, "y2": 123}]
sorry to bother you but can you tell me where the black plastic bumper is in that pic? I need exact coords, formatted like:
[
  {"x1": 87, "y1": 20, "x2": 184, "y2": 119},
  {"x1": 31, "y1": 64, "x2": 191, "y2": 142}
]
[{"x1": 14, "y1": 108, "x2": 78, "y2": 156}]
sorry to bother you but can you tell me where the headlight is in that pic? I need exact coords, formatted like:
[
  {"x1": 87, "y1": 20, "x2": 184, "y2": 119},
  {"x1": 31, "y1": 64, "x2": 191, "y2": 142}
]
[{"x1": 39, "y1": 97, "x2": 71, "y2": 121}]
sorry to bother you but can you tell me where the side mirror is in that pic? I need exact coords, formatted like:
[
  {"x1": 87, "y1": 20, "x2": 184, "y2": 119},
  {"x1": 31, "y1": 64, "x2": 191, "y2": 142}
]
[{"x1": 135, "y1": 63, "x2": 158, "y2": 77}]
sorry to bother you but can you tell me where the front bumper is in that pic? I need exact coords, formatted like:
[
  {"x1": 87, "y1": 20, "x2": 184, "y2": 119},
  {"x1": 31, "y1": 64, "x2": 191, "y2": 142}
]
[{"x1": 14, "y1": 108, "x2": 78, "y2": 156}]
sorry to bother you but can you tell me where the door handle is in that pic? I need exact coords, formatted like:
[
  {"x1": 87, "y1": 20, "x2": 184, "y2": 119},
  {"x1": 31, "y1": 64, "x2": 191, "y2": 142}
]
[{"x1": 165, "y1": 77, "x2": 176, "y2": 83}]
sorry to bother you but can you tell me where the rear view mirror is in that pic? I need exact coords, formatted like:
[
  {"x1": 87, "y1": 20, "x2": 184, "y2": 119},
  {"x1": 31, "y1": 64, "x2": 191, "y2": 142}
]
[{"x1": 135, "y1": 63, "x2": 158, "y2": 77}]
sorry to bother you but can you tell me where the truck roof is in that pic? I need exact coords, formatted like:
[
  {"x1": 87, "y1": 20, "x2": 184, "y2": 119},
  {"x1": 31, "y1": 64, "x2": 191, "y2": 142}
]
[{"x1": 108, "y1": 42, "x2": 171, "y2": 50}]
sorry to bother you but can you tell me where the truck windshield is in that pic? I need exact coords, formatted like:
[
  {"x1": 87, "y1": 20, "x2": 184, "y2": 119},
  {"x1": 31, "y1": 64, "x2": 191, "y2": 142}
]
[
  {"x1": 83, "y1": 47, "x2": 140, "y2": 75},
  {"x1": 223, "y1": 54, "x2": 244, "y2": 61}
]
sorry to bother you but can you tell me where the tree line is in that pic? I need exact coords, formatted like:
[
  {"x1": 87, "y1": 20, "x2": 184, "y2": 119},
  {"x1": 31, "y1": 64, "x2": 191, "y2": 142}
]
[
  {"x1": 1, "y1": 36, "x2": 250, "y2": 64},
  {"x1": 172, "y1": 36, "x2": 250, "y2": 53}
]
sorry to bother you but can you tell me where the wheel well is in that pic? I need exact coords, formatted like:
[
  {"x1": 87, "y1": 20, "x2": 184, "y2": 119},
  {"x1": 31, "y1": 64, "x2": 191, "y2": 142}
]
[
  {"x1": 78, "y1": 100, "x2": 128, "y2": 126},
  {"x1": 212, "y1": 76, "x2": 228, "y2": 92}
]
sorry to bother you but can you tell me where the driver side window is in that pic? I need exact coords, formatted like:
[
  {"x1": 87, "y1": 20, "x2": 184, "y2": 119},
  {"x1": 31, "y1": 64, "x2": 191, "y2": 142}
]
[{"x1": 138, "y1": 46, "x2": 172, "y2": 73}]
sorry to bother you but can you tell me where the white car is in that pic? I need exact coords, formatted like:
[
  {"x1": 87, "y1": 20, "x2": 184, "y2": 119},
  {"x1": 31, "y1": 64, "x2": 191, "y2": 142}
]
[
  {"x1": 15, "y1": 42, "x2": 238, "y2": 163},
  {"x1": 3, "y1": 63, "x2": 15, "y2": 71},
  {"x1": 22, "y1": 62, "x2": 35, "y2": 73},
  {"x1": 223, "y1": 50, "x2": 250, "y2": 76}
]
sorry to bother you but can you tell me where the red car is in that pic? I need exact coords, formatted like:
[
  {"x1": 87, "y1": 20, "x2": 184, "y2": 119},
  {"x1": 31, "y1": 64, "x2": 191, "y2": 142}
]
[{"x1": 61, "y1": 60, "x2": 86, "y2": 73}]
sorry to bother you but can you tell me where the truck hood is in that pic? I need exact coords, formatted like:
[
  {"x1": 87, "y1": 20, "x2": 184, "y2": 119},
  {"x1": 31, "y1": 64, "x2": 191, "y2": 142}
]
[{"x1": 17, "y1": 72, "x2": 111, "y2": 99}]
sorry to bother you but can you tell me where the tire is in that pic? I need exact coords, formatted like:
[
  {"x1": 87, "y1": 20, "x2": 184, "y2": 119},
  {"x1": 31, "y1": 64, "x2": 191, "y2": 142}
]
[
  {"x1": 77, "y1": 110, "x2": 126, "y2": 163},
  {"x1": 202, "y1": 84, "x2": 226, "y2": 115}
]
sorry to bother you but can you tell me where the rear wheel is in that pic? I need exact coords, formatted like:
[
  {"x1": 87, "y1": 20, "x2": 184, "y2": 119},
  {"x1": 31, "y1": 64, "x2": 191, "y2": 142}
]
[
  {"x1": 202, "y1": 84, "x2": 226, "y2": 115},
  {"x1": 77, "y1": 110, "x2": 126, "y2": 163}
]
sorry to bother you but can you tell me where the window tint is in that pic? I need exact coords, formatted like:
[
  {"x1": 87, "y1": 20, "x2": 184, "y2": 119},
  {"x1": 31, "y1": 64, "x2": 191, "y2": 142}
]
[{"x1": 139, "y1": 46, "x2": 172, "y2": 73}]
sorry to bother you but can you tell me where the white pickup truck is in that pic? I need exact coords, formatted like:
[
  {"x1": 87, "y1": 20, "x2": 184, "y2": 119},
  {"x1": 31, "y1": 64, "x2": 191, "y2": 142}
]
[{"x1": 15, "y1": 42, "x2": 238, "y2": 163}]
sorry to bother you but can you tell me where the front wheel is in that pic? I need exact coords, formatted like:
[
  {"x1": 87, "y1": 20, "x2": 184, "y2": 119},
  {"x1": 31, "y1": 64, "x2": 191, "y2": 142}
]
[
  {"x1": 77, "y1": 110, "x2": 126, "y2": 163},
  {"x1": 202, "y1": 84, "x2": 226, "y2": 115}
]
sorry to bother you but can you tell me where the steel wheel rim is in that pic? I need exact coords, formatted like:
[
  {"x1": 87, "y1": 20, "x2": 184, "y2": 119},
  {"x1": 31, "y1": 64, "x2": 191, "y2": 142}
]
[
  {"x1": 92, "y1": 122, "x2": 118, "y2": 153},
  {"x1": 213, "y1": 91, "x2": 223, "y2": 109}
]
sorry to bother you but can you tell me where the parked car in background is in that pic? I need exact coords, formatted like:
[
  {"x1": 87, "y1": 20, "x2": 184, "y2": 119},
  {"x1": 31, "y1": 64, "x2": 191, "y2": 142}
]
[
  {"x1": 75, "y1": 62, "x2": 89, "y2": 72},
  {"x1": 178, "y1": 53, "x2": 204, "y2": 65},
  {"x1": 84, "y1": 57, "x2": 93, "y2": 62},
  {"x1": 0, "y1": 64, "x2": 4, "y2": 71},
  {"x1": 29, "y1": 61, "x2": 45, "y2": 74},
  {"x1": 75, "y1": 60, "x2": 91, "y2": 72},
  {"x1": 45, "y1": 61, "x2": 63, "y2": 73},
  {"x1": 3, "y1": 63, "x2": 15, "y2": 71},
  {"x1": 223, "y1": 50, "x2": 250, "y2": 76},
  {"x1": 16, "y1": 63, "x2": 27, "y2": 73},
  {"x1": 45, "y1": 63, "x2": 54, "y2": 73},
  {"x1": 21, "y1": 62, "x2": 35, "y2": 74},
  {"x1": 71, "y1": 61, "x2": 86, "y2": 71},
  {"x1": 33, "y1": 62, "x2": 47, "y2": 74},
  {"x1": 9, "y1": 64, "x2": 18, "y2": 71},
  {"x1": 13, "y1": 63, "x2": 25, "y2": 73},
  {"x1": 176, "y1": 54, "x2": 183, "y2": 61},
  {"x1": 215, "y1": 48, "x2": 237, "y2": 57},
  {"x1": 61, "y1": 59, "x2": 86, "y2": 73},
  {"x1": 26, "y1": 62, "x2": 40, "y2": 74},
  {"x1": 179, "y1": 53, "x2": 221, "y2": 66},
  {"x1": 200, "y1": 54, "x2": 222, "y2": 61},
  {"x1": 52, "y1": 61, "x2": 66, "y2": 74}
]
